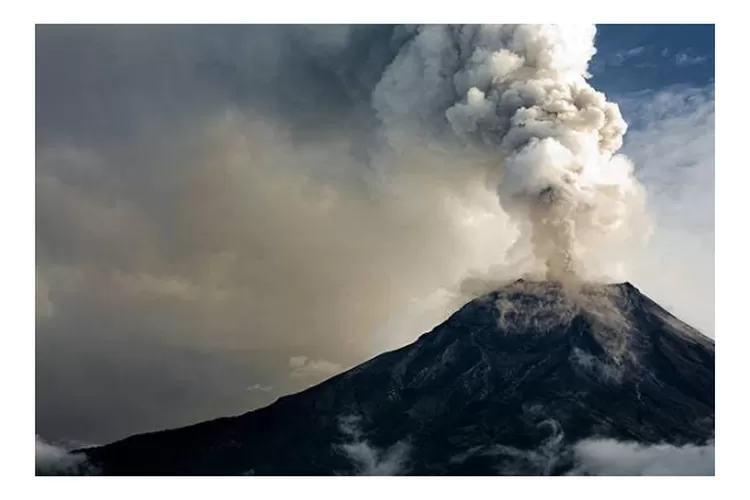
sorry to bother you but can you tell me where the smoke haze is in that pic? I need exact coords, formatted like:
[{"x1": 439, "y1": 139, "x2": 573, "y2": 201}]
[{"x1": 35, "y1": 25, "x2": 714, "y2": 445}]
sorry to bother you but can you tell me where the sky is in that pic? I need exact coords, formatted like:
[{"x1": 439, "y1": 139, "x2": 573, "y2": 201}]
[
  {"x1": 35, "y1": 24, "x2": 715, "y2": 446},
  {"x1": 591, "y1": 25, "x2": 714, "y2": 337}
]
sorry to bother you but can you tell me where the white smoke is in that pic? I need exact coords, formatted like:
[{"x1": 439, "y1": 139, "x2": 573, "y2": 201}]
[
  {"x1": 335, "y1": 416, "x2": 411, "y2": 475},
  {"x1": 374, "y1": 25, "x2": 649, "y2": 282}
]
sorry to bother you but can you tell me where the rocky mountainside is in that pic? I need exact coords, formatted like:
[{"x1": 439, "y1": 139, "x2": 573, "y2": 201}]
[{"x1": 74, "y1": 280, "x2": 715, "y2": 475}]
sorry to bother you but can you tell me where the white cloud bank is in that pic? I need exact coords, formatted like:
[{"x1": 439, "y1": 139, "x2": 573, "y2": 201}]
[
  {"x1": 573, "y1": 438, "x2": 714, "y2": 476},
  {"x1": 35, "y1": 436, "x2": 95, "y2": 476},
  {"x1": 620, "y1": 84, "x2": 715, "y2": 335}
]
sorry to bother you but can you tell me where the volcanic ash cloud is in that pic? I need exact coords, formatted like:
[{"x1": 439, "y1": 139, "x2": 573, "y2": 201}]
[{"x1": 373, "y1": 24, "x2": 649, "y2": 282}]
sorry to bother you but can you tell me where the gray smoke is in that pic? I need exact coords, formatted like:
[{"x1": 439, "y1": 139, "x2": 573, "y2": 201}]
[{"x1": 373, "y1": 25, "x2": 649, "y2": 282}]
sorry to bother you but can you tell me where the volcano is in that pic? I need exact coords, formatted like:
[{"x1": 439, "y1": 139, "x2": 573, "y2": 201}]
[{"x1": 70, "y1": 280, "x2": 714, "y2": 475}]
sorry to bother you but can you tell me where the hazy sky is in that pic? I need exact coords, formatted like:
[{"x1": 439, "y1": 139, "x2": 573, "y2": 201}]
[{"x1": 35, "y1": 24, "x2": 714, "y2": 446}]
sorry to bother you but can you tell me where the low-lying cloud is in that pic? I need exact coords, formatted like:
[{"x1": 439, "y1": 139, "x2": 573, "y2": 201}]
[
  {"x1": 335, "y1": 416, "x2": 411, "y2": 475},
  {"x1": 35, "y1": 436, "x2": 96, "y2": 476},
  {"x1": 572, "y1": 438, "x2": 715, "y2": 476},
  {"x1": 289, "y1": 356, "x2": 344, "y2": 379}
]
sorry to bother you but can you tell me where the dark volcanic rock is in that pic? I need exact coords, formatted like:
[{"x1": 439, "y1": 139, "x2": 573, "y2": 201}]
[{"x1": 76, "y1": 280, "x2": 715, "y2": 475}]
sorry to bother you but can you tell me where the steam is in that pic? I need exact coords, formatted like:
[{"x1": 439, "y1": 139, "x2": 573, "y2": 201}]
[
  {"x1": 35, "y1": 436, "x2": 96, "y2": 476},
  {"x1": 335, "y1": 416, "x2": 411, "y2": 475},
  {"x1": 374, "y1": 25, "x2": 649, "y2": 281}
]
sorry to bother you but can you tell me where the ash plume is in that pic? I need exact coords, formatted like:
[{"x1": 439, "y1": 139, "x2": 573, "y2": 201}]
[{"x1": 373, "y1": 25, "x2": 649, "y2": 282}]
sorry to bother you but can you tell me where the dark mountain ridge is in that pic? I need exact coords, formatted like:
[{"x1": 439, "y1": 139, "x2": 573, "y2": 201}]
[{"x1": 72, "y1": 280, "x2": 715, "y2": 475}]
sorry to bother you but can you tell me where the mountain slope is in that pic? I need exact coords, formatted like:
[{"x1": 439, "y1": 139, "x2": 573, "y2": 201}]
[{"x1": 76, "y1": 280, "x2": 715, "y2": 475}]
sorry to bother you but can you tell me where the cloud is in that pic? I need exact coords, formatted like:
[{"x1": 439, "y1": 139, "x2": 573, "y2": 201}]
[
  {"x1": 617, "y1": 84, "x2": 715, "y2": 335},
  {"x1": 611, "y1": 46, "x2": 647, "y2": 65},
  {"x1": 659, "y1": 48, "x2": 709, "y2": 66},
  {"x1": 246, "y1": 384, "x2": 273, "y2": 392},
  {"x1": 449, "y1": 422, "x2": 713, "y2": 476},
  {"x1": 674, "y1": 50, "x2": 708, "y2": 66},
  {"x1": 289, "y1": 356, "x2": 344, "y2": 379},
  {"x1": 35, "y1": 436, "x2": 96, "y2": 476},
  {"x1": 335, "y1": 416, "x2": 411, "y2": 475},
  {"x1": 590, "y1": 45, "x2": 648, "y2": 73},
  {"x1": 572, "y1": 438, "x2": 714, "y2": 476}
]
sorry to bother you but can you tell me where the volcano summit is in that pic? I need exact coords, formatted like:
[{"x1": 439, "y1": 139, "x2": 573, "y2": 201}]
[{"x1": 61, "y1": 280, "x2": 714, "y2": 476}]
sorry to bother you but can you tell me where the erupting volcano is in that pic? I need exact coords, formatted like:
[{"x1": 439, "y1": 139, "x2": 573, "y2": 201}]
[
  {"x1": 59, "y1": 280, "x2": 714, "y2": 476},
  {"x1": 35, "y1": 24, "x2": 715, "y2": 477}
]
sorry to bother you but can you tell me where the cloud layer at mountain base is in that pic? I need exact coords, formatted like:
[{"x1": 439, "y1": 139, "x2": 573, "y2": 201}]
[{"x1": 572, "y1": 438, "x2": 714, "y2": 476}]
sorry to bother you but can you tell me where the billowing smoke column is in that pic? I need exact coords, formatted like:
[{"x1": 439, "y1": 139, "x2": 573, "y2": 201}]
[{"x1": 373, "y1": 24, "x2": 647, "y2": 281}]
